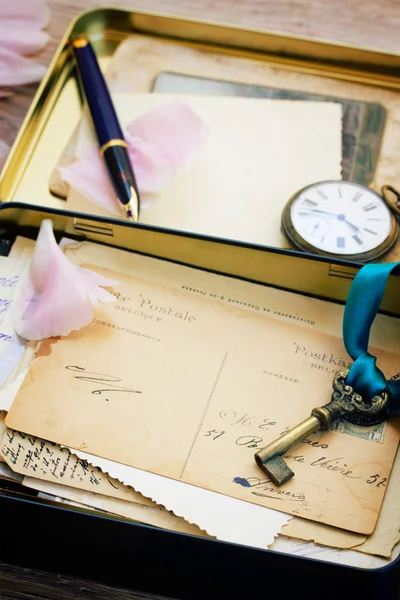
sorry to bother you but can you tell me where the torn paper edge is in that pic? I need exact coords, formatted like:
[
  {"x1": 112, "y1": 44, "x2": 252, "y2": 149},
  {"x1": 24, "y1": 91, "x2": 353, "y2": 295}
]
[{"x1": 71, "y1": 448, "x2": 291, "y2": 549}]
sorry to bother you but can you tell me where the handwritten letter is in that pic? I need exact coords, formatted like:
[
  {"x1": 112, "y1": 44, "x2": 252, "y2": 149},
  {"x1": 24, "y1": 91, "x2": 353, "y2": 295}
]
[{"x1": 0, "y1": 428, "x2": 152, "y2": 505}]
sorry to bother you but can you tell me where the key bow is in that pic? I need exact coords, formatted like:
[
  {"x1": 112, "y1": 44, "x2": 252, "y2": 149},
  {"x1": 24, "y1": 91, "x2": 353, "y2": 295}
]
[{"x1": 331, "y1": 368, "x2": 390, "y2": 426}]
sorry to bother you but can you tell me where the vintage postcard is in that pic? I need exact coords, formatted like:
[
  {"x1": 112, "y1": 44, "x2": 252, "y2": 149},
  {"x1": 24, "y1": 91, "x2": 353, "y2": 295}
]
[{"x1": 6, "y1": 267, "x2": 400, "y2": 534}]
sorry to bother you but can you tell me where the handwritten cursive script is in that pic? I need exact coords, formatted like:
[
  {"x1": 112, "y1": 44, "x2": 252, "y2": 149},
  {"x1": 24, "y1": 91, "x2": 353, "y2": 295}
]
[
  {"x1": 65, "y1": 365, "x2": 141, "y2": 400},
  {"x1": 233, "y1": 476, "x2": 306, "y2": 501}
]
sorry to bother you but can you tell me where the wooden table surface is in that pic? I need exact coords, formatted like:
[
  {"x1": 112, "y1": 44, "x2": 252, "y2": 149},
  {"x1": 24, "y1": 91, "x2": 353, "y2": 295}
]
[{"x1": 1, "y1": 1, "x2": 400, "y2": 598}]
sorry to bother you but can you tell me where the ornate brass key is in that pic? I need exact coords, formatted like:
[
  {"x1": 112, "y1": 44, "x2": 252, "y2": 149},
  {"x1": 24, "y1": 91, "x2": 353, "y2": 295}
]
[{"x1": 254, "y1": 368, "x2": 392, "y2": 486}]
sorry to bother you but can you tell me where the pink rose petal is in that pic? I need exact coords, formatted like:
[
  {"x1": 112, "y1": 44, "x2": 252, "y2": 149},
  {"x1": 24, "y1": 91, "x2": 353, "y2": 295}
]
[
  {"x1": 0, "y1": 0, "x2": 50, "y2": 29},
  {"x1": 0, "y1": 27, "x2": 50, "y2": 56},
  {"x1": 60, "y1": 100, "x2": 209, "y2": 215},
  {"x1": 0, "y1": 0, "x2": 50, "y2": 88},
  {"x1": 127, "y1": 136, "x2": 182, "y2": 194},
  {"x1": 0, "y1": 47, "x2": 47, "y2": 86},
  {"x1": 126, "y1": 100, "x2": 209, "y2": 173},
  {"x1": 12, "y1": 220, "x2": 118, "y2": 341},
  {"x1": 59, "y1": 148, "x2": 123, "y2": 217}
]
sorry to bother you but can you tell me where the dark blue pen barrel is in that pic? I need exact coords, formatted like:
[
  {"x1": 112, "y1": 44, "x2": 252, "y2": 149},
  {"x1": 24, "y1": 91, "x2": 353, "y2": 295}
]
[
  {"x1": 72, "y1": 41, "x2": 123, "y2": 146},
  {"x1": 103, "y1": 146, "x2": 138, "y2": 206}
]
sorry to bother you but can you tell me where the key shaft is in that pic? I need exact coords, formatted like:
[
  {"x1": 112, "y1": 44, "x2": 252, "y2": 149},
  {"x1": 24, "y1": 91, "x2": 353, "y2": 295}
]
[
  {"x1": 255, "y1": 415, "x2": 320, "y2": 470},
  {"x1": 255, "y1": 397, "x2": 344, "y2": 486}
]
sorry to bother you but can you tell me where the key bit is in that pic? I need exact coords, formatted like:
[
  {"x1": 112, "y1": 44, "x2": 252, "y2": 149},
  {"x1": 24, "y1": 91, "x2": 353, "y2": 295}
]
[{"x1": 254, "y1": 368, "x2": 390, "y2": 486}]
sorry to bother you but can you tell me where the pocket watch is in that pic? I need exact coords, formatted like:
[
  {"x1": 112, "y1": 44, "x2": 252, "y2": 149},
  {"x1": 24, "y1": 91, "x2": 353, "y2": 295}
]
[{"x1": 282, "y1": 180, "x2": 399, "y2": 262}]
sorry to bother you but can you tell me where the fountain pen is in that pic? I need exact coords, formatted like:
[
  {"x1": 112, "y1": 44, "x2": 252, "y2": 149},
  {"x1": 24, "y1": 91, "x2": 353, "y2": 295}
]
[{"x1": 71, "y1": 38, "x2": 140, "y2": 221}]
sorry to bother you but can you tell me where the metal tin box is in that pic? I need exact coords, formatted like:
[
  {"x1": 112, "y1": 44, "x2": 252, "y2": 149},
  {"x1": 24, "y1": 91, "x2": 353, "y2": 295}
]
[{"x1": 0, "y1": 8, "x2": 400, "y2": 599}]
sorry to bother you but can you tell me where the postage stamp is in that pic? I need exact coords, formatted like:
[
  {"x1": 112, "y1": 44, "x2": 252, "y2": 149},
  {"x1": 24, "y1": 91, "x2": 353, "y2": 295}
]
[{"x1": 331, "y1": 419, "x2": 385, "y2": 443}]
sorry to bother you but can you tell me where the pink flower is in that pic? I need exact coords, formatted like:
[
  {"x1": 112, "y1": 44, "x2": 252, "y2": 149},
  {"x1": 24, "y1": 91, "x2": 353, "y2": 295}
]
[
  {"x1": 11, "y1": 220, "x2": 118, "y2": 341},
  {"x1": 59, "y1": 100, "x2": 209, "y2": 216},
  {"x1": 0, "y1": 0, "x2": 50, "y2": 88},
  {"x1": 0, "y1": 1, "x2": 51, "y2": 171}
]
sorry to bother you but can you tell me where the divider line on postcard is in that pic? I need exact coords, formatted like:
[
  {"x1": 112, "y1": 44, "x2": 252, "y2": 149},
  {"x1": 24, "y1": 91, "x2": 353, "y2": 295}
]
[{"x1": 179, "y1": 351, "x2": 229, "y2": 479}]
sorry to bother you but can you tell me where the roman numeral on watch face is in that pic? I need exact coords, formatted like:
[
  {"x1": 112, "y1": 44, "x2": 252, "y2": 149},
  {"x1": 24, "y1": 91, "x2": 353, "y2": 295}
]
[{"x1": 286, "y1": 181, "x2": 394, "y2": 259}]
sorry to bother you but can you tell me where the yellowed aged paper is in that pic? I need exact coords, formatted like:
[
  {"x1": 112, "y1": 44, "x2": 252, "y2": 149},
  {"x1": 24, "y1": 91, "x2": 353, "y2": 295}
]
[
  {"x1": 282, "y1": 518, "x2": 366, "y2": 550},
  {"x1": 0, "y1": 427, "x2": 151, "y2": 506},
  {"x1": 269, "y1": 536, "x2": 400, "y2": 570},
  {"x1": 6, "y1": 267, "x2": 400, "y2": 534},
  {"x1": 22, "y1": 476, "x2": 208, "y2": 538},
  {"x1": 355, "y1": 450, "x2": 400, "y2": 558},
  {"x1": 64, "y1": 240, "x2": 400, "y2": 354},
  {"x1": 67, "y1": 93, "x2": 342, "y2": 248},
  {"x1": 282, "y1": 446, "x2": 400, "y2": 557}
]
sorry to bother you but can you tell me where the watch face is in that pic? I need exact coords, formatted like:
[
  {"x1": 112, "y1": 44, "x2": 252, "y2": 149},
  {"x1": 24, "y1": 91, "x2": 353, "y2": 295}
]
[{"x1": 288, "y1": 181, "x2": 395, "y2": 256}]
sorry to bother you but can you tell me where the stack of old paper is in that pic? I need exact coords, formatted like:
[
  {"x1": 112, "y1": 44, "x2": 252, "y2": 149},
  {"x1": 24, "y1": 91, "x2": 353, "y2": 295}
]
[{"x1": 0, "y1": 235, "x2": 399, "y2": 570}]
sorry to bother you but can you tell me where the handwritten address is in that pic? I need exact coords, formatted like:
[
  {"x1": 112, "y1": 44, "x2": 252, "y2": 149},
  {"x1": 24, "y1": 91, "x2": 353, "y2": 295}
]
[{"x1": 203, "y1": 408, "x2": 388, "y2": 490}]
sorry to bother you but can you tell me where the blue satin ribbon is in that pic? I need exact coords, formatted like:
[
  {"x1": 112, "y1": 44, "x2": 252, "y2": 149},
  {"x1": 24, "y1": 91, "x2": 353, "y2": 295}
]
[{"x1": 343, "y1": 262, "x2": 400, "y2": 415}]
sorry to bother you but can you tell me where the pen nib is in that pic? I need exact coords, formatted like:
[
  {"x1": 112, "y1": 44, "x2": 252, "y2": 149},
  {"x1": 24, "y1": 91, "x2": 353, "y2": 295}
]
[{"x1": 122, "y1": 187, "x2": 139, "y2": 222}]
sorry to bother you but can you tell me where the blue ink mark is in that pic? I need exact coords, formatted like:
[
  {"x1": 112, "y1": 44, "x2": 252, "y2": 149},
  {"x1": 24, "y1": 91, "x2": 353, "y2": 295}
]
[
  {"x1": 0, "y1": 299, "x2": 11, "y2": 314},
  {"x1": 233, "y1": 477, "x2": 251, "y2": 488},
  {"x1": 0, "y1": 276, "x2": 18, "y2": 288}
]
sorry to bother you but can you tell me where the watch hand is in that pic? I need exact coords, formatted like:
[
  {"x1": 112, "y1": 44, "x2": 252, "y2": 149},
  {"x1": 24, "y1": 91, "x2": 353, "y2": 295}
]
[
  {"x1": 301, "y1": 209, "x2": 361, "y2": 232},
  {"x1": 304, "y1": 208, "x2": 338, "y2": 217},
  {"x1": 311, "y1": 222, "x2": 320, "y2": 235},
  {"x1": 341, "y1": 218, "x2": 360, "y2": 232}
]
